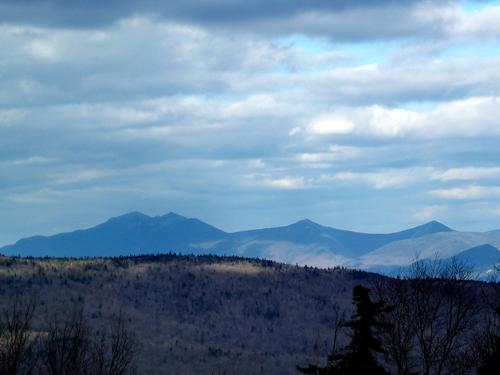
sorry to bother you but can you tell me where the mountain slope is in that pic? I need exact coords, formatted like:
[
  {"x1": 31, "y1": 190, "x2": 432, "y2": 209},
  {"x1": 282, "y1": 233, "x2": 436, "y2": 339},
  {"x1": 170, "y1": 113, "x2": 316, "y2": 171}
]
[
  {"x1": 357, "y1": 231, "x2": 500, "y2": 268},
  {"x1": 0, "y1": 213, "x2": 453, "y2": 261},
  {"x1": 1, "y1": 212, "x2": 227, "y2": 257},
  {"x1": 226, "y1": 219, "x2": 452, "y2": 258},
  {"x1": 366, "y1": 244, "x2": 500, "y2": 278},
  {"x1": 0, "y1": 253, "x2": 372, "y2": 375},
  {"x1": 453, "y1": 244, "x2": 500, "y2": 273}
]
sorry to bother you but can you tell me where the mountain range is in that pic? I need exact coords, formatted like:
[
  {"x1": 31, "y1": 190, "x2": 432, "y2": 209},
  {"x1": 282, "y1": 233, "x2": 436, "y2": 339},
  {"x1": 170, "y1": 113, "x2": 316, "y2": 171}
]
[{"x1": 2, "y1": 211, "x2": 499, "y2": 277}]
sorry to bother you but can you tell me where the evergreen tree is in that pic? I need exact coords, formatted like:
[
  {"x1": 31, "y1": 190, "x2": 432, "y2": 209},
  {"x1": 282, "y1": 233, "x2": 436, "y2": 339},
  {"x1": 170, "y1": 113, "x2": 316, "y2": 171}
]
[{"x1": 299, "y1": 285, "x2": 390, "y2": 375}]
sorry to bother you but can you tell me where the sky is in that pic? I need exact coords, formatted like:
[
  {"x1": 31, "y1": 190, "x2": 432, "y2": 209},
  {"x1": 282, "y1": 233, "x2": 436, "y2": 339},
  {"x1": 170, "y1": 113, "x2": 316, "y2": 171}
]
[{"x1": 1, "y1": 0, "x2": 500, "y2": 245}]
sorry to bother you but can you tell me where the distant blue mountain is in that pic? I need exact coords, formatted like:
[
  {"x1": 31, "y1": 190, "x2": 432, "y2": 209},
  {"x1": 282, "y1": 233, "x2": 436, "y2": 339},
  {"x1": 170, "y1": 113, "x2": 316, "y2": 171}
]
[
  {"x1": 229, "y1": 219, "x2": 452, "y2": 258},
  {"x1": 368, "y1": 244, "x2": 500, "y2": 278},
  {"x1": 1, "y1": 212, "x2": 226, "y2": 257},
  {"x1": 0, "y1": 212, "x2": 452, "y2": 261},
  {"x1": 453, "y1": 244, "x2": 500, "y2": 270}
]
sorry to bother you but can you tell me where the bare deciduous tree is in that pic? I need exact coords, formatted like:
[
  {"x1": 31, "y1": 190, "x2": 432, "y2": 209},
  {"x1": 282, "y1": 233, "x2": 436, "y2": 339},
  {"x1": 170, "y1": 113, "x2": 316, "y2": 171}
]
[
  {"x1": 1, "y1": 300, "x2": 136, "y2": 375},
  {"x1": 476, "y1": 266, "x2": 500, "y2": 375},
  {"x1": 38, "y1": 307, "x2": 91, "y2": 375},
  {"x1": 90, "y1": 313, "x2": 136, "y2": 375},
  {"x1": 0, "y1": 294, "x2": 38, "y2": 375},
  {"x1": 375, "y1": 258, "x2": 482, "y2": 375},
  {"x1": 38, "y1": 308, "x2": 137, "y2": 375}
]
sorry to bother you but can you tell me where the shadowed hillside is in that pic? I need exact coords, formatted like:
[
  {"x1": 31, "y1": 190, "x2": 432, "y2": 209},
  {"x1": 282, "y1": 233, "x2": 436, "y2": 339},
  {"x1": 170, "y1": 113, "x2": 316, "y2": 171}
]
[{"x1": 0, "y1": 254, "x2": 372, "y2": 375}]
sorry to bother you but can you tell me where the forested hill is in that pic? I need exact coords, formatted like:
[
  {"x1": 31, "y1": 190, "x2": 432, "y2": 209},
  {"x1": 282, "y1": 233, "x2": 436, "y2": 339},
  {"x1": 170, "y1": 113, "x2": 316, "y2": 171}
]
[{"x1": 0, "y1": 254, "x2": 371, "y2": 375}]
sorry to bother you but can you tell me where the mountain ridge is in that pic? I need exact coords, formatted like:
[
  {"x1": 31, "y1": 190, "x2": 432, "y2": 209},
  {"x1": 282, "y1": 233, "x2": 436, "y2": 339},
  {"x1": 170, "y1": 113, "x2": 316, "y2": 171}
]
[
  {"x1": 2, "y1": 211, "x2": 497, "y2": 278},
  {"x1": 0, "y1": 211, "x2": 451, "y2": 257}
]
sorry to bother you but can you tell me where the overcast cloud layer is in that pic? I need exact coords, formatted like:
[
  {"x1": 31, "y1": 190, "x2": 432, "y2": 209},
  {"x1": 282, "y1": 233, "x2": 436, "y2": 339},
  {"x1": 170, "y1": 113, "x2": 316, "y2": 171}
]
[{"x1": 1, "y1": 0, "x2": 500, "y2": 245}]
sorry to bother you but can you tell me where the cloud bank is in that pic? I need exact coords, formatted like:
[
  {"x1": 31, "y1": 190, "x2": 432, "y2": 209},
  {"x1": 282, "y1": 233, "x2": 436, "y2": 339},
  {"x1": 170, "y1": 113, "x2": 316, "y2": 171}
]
[{"x1": 1, "y1": 0, "x2": 500, "y2": 244}]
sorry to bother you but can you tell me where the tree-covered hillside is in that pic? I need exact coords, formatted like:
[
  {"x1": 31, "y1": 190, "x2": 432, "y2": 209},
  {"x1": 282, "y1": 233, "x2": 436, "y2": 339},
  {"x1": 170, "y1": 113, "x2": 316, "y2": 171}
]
[{"x1": 0, "y1": 254, "x2": 371, "y2": 374}]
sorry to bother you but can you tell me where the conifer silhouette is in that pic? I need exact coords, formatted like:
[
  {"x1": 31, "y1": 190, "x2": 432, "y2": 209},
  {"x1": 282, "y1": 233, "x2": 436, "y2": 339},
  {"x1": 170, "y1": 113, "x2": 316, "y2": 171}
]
[{"x1": 299, "y1": 284, "x2": 390, "y2": 375}]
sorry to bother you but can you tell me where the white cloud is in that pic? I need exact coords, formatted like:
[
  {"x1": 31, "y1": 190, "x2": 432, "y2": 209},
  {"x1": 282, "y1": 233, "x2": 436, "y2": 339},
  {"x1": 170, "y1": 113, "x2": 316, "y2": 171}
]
[
  {"x1": 0, "y1": 156, "x2": 56, "y2": 166},
  {"x1": 269, "y1": 177, "x2": 305, "y2": 189},
  {"x1": 26, "y1": 39, "x2": 60, "y2": 62},
  {"x1": 320, "y1": 168, "x2": 430, "y2": 189},
  {"x1": 252, "y1": 2, "x2": 457, "y2": 42},
  {"x1": 298, "y1": 145, "x2": 364, "y2": 163},
  {"x1": 4, "y1": 188, "x2": 67, "y2": 204},
  {"x1": 432, "y1": 167, "x2": 500, "y2": 181},
  {"x1": 222, "y1": 94, "x2": 284, "y2": 118},
  {"x1": 2, "y1": 3, "x2": 500, "y2": 243},
  {"x1": 413, "y1": 205, "x2": 448, "y2": 221},
  {"x1": 307, "y1": 97, "x2": 500, "y2": 138},
  {"x1": 447, "y1": 4, "x2": 500, "y2": 39},
  {"x1": 430, "y1": 185, "x2": 500, "y2": 200},
  {"x1": 241, "y1": 174, "x2": 306, "y2": 190},
  {"x1": 308, "y1": 114, "x2": 355, "y2": 135},
  {"x1": 47, "y1": 169, "x2": 116, "y2": 185}
]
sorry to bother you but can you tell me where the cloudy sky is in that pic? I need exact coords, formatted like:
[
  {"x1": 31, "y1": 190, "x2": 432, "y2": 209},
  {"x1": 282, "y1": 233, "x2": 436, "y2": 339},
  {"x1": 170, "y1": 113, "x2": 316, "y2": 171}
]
[{"x1": 1, "y1": 0, "x2": 500, "y2": 245}]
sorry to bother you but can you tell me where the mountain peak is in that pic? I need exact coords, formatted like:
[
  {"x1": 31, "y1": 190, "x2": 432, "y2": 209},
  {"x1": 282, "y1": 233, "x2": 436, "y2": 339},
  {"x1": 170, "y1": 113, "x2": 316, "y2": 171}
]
[
  {"x1": 160, "y1": 212, "x2": 186, "y2": 220},
  {"x1": 157, "y1": 212, "x2": 187, "y2": 225},
  {"x1": 405, "y1": 220, "x2": 452, "y2": 235},
  {"x1": 108, "y1": 211, "x2": 150, "y2": 222},
  {"x1": 421, "y1": 220, "x2": 452, "y2": 232},
  {"x1": 291, "y1": 219, "x2": 322, "y2": 228}
]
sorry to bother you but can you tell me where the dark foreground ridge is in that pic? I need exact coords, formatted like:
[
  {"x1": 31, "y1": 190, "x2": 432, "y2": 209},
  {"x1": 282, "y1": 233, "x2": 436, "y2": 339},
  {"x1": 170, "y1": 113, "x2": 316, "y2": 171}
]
[
  {"x1": 0, "y1": 253, "x2": 371, "y2": 375},
  {"x1": 1, "y1": 253, "x2": 498, "y2": 374}
]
